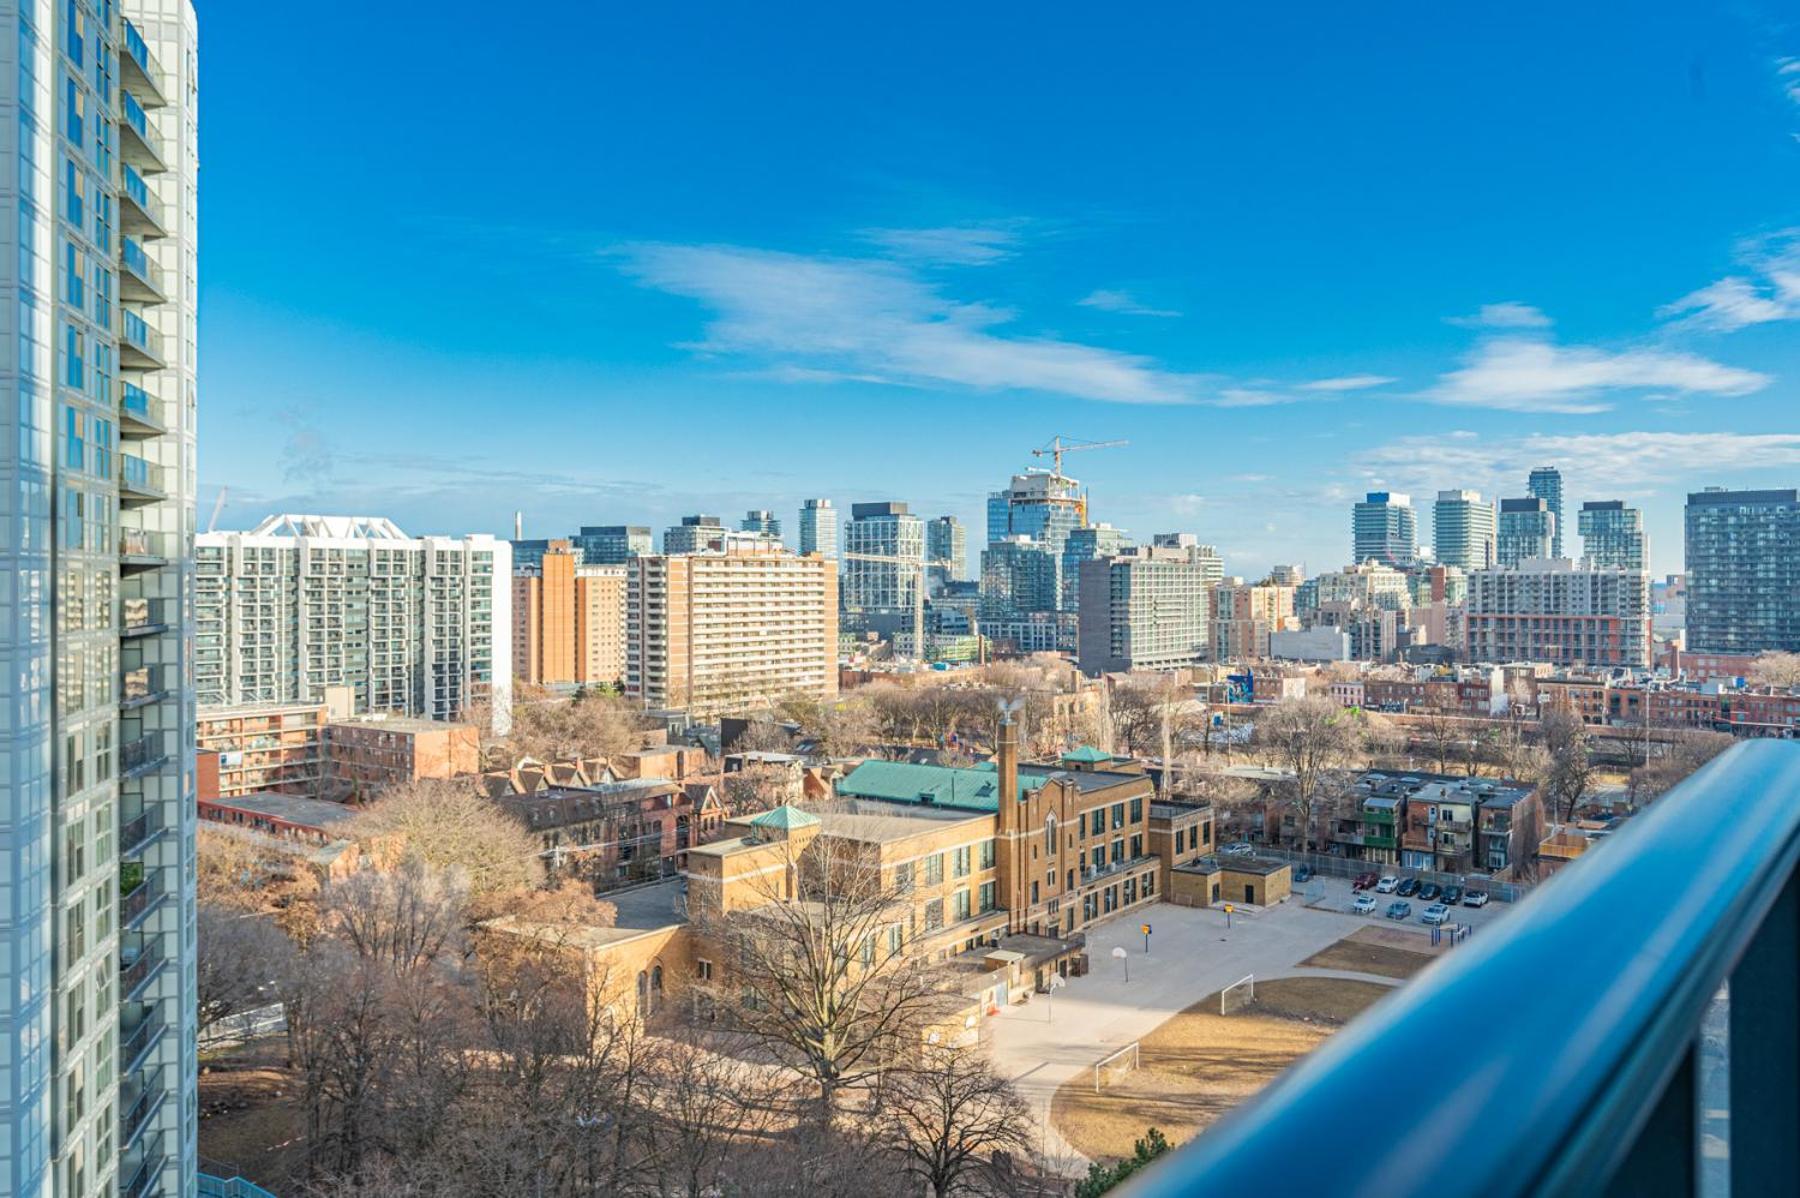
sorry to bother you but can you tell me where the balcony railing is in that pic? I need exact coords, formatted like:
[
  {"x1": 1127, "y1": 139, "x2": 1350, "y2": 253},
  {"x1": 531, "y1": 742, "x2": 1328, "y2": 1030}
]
[
  {"x1": 121, "y1": 237, "x2": 164, "y2": 299},
  {"x1": 120, "y1": 453, "x2": 165, "y2": 501},
  {"x1": 121, "y1": 869, "x2": 164, "y2": 930},
  {"x1": 121, "y1": 311, "x2": 165, "y2": 367},
  {"x1": 120, "y1": 940, "x2": 164, "y2": 1002},
  {"x1": 120, "y1": 1063, "x2": 166, "y2": 1149},
  {"x1": 119, "y1": 380, "x2": 166, "y2": 436},
  {"x1": 122, "y1": 597, "x2": 168, "y2": 636},
  {"x1": 121, "y1": 804, "x2": 165, "y2": 856},
  {"x1": 122, "y1": 1132, "x2": 166, "y2": 1198},
  {"x1": 1127, "y1": 741, "x2": 1800, "y2": 1198},
  {"x1": 121, "y1": 732, "x2": 168, "y2": 777},
  {"x1": 120, "y1": 1007, "x2": 166, "y2": 1076},
  {"x1": 119, "y1": 92, "x2": 165, "y2": 171}
]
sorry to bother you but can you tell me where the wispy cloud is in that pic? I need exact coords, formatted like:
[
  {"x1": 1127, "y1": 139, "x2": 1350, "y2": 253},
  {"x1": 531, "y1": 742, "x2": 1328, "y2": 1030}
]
[
  {"x1": 1425, "y1": 337, "x2": 1768, "y2": 414},
  {"x1": 1658, "y1": 229, "x2": 1800, "y2": 331},
  {"x1": 1078, "y1": 289, "x2": 1181, "y2": 318},
  {"x1": 1782, "y1": 57, "x2": 1800, "y2": 105},
  {"x1": 1358, "y1": 431, "x2": 1800, "y2": 498},
  {"x1": 1447, "y1": 301, "x2": 1554, "y2": 329},
  {"x1": 618, "y1": 242, "x2": 1202, "y2": 405},
  {"x1": 1298, "y1": 374, "x2": 1396, "y2": 392},
  {"x1": 859, "y1": 225, "x2": 1021, "y2": 266}
]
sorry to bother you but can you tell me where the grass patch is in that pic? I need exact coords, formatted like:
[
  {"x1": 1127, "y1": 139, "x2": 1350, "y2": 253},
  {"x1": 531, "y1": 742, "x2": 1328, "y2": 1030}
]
[
  {"x1": 1299, "y1": 930, "x2": 1438, "y2": 980},
  {"x1": 1051, "y1": 976, "x2": 1390, "y2": 1162}
]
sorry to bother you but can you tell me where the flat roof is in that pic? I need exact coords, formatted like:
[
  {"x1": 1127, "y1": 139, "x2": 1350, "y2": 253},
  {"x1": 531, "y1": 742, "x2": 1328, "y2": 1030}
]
[
  {"x1": 812, "y1": 800, "x2": 988, "y2": 844},
  {"x1": 201, "y1": 792, "x2": 359, "y2": 829},
  {"x1": 1018, "y1": 765, "x2": 1150, "y2": 795},
  {"x1": 329, "y1": 714, "x2": 467, "y2": 735},
  {"x1": 836, "y1": 760, "x2": 1048, "y2": 813},
  {"x1": 486, "y1": 878, "x2": 689, "y2": 950}
]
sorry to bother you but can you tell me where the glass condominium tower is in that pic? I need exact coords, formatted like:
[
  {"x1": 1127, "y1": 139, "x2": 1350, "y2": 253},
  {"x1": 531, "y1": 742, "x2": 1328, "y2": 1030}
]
[{"x1": 2, "y1": 3, "x2": 200, "y2": 1196}]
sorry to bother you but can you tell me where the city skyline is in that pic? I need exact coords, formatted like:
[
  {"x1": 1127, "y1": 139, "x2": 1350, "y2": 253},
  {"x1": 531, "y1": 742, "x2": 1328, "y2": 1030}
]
[{"x1": 199, "y1": 1, "x2": 1800, "y2": 578}]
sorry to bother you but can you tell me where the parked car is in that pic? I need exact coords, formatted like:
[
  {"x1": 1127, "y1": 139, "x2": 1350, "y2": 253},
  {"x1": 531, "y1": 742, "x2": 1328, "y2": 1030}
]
[
  {"x1": 1396, "y1": 877, "x2": 1421, "y2": 897},
  {"x1": 1418, "y1": 882, "x2": 1442, "y2": 901},
  {"x1": 1352, "y1": 893, "x2": 1377, "y2": 914},
  {"x1": 1463, "y1": 890, "x2": 1490, "y2": 908},
  {"x1": 1352, "y1": 872, "x2": 1378, "y2": 890},
  {"x1": 1294, "y1": 866, "x2": 1314, "y2": 883},
  {"x1": 1222, "y1": 842, "x2": 1255, "y2": 857},
  {"x1": 1375, "y1": 875, "x2": 1400, "y2": 893},
  {"x1": 1385, "y1": 900, "x2": 1413, "y2": 920},
  {"x1": 1442, "y1": 885, "x2": 1464, "y2": 906},
  {"x1": 1421, "y1": 903, "x2": 1450, "y2": 926}
]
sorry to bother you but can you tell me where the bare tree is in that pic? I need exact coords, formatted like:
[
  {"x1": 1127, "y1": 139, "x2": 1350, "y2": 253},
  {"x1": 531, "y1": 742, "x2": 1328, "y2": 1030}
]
[
  {"x1": 196, "y1": 904, "x2": 295, "y2": 1038},
  {"x1": 1540, "y1": 706, "x2": 1597, "y2": 823},
  {"x1": 695, "y1": 838, "x2": 943, "y2": 1119},
  {"x1": 880, "y1": 1044, "x2": 1034, "y2": 1198},
  {"x1": 1628, "y1": 729, "x2": 1734, "y2": 807},
  {"x1": 349, "y1": 780, "x2": 543, "y2": 906},
  {"x1": 1417, "y1": 710, "x2": 1463, "y2": 774},
  {"x1": 1255, "y1": 697, "x2": 1372, "y2": 851}
]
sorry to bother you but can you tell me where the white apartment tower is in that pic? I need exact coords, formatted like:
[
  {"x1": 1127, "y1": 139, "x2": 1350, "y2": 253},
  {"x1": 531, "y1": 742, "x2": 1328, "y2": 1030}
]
[
  {"x1": 2, "y1": 3, "x2": 200, "y2": 1195},
  {"x1": 797, "y1": 498, "x2": 837, "y2": 559},
  {"x1": 196, "y1": 516, "x2": 512, "y2": 726}
]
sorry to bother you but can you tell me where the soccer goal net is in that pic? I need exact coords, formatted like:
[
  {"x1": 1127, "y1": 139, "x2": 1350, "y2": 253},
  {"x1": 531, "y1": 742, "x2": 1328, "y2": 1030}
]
[
  {"x1": 1092, "y1": 1041, "x2": 1141, "y2": 1093},
  {"x1": 1220, "y1": 973, "x2": 1256, "y2": 1015}
]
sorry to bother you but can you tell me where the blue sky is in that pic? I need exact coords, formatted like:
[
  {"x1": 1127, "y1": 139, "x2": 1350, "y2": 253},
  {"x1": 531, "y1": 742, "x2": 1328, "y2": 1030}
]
[{"x1": 202, "y1": 0, "x2": 1800, "y2": 577}]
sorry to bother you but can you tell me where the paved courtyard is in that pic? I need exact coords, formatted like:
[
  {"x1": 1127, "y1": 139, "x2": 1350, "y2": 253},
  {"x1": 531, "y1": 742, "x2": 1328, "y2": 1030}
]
[{"x1": 985, "y1": 898, "x2": 1380, "y2": 1164}]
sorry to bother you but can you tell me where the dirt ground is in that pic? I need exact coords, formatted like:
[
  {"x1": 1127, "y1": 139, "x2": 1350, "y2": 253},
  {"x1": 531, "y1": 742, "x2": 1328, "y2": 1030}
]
[
  {"x1": 1051, "y1": 976, "x2": 1391, "y2": 1162},
  {"x1": 1298, "y1": 926, "x2": 1441, "y2": 979},
  {"x1": 197, "y1": 1038, "x2": 306, "y2": 1192}
]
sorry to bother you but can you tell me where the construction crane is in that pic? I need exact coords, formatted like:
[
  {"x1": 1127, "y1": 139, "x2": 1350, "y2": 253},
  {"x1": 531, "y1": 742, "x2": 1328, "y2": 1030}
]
[
  {"x1": 841, "y1": 551, "x2": 958, "y2": 664},
  {"x1": 1031, "y1": 435, "x2": 1129, "y2": 479}
]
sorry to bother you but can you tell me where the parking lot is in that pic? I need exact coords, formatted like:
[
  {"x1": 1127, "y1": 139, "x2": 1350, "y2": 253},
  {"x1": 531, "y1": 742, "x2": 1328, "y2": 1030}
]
[{"x1": 1294, "y1": 870, "x2": 1513, "y2": 934}]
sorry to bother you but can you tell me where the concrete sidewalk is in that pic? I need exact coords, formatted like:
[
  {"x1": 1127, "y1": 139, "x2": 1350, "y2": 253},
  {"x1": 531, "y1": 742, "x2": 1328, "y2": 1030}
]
[{"x1": 986, "y1": 898, "x2": 1372, "y2": 1165}]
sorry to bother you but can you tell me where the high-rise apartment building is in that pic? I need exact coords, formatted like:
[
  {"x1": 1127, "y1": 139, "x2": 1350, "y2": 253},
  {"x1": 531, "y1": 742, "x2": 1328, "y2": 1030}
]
[
  {"x1": 987, "y1": 469, "x2": 1084, "y2": 557},
  {"x1": 1684, "y1": 488, "x2": 1800, "y2": 654},
  {"x1": 197, "y1": 516, "x2": 512, "y2": 724},
  {"x1": 1061, "y1": 523, "x2": 1131, "y2": 610},
  {"x1": 979, "y1": 536, "x2": 1061, "y2": 619},
  {"x1": 1465, "y1": 559, "x2": 1650, "y2": 667},
  {"x1": 571, "y1": 524, "x2": 651, "y2": 565},
  {"x1": 1433, "y1": 490, "x2": 1497, "y2": 572},
  {"x1": 625, "y1": 548, "x2": 838, "y2": 717},
  {"x1": 512, "y1": 540, "x2": 626, "y2": 689},
  {"x1": 926, "y1": 515, "x2": 967, "y2": 593},
  {"x1": 1149, "y1": 532, "x2": 1225, "y2": 584},
  {"x1": 1309, "y1": 562, "x2": 1414, "y2": 661},
  {"x1": 842, "y1": 501, "x2": 925, "y2": 636},
  {"x1": 1210, "y1": 581, "x2": 1299, "y2": 661},
  {"x1": 1496, "y1": 497, "x2": 1555, "y2": 568},
  {"x1": 1578, "y1": 501, "x2": 1648, "y2": 572},
  {"x1": 1, "y1": 5, "x2": 200, "y2": 1194},
  {"x1": 1075, "y1": 544, "x2": 1216, "y2": 674},
  {"x1": 741, "y1": 509, "x2": 781, "y2": 539},
  {"x1": 664, "y1": 515, "x2": 724, "y2": 555},
  {"x1": 797, "y1": 498, "x2": 838, "y2": 560},
  {"x1": 1528, "y1": 466, "x2": 1565, "y2": 559},
  {"x1": 1352, "y1": 492, "x2": 1418, "y2": 567}
]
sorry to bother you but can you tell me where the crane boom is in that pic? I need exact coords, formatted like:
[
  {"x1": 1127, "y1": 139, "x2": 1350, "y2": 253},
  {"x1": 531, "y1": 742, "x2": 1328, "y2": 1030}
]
[{"x1": 1032, "y1": 435, "x2": 1129, "y2": 476}]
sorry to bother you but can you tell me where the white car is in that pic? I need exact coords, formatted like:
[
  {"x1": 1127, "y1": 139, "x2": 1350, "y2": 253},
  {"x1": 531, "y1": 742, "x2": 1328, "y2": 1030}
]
[
  {"x1": 1221, "y1": 842, "x2": 1256, "y2": 857},
  {"x1": 1463, "y1": 890, "x2": 1490, "y2": 908},
  {"x1": 1351, "y1": 893, "x2": 1377, "y2": 915},
  {"x1": 1375, "y1": 875, "x2": 1400, "y2": 893},
  {"x1": 1420, "y1": 903, "x2": 1450, "y2": 926}
]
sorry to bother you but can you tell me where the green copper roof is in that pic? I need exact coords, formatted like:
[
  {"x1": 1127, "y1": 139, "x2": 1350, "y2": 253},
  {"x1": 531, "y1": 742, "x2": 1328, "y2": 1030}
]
[
  {"x1": 836, "y1": 760, "x2": 1048, "y2": 813},
  {"x1": 748, "y1": 804, "x2": 821, "y2": 829},
  {"x1": 1061, "y1": 745, "x2": 1112, "y2": 764}
]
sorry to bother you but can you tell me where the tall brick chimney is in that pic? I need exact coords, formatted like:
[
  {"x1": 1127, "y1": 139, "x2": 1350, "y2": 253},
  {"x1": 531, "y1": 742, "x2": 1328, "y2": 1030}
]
[{"x1": 995, "y1": 701, "x2": 1024, "y2": 932}]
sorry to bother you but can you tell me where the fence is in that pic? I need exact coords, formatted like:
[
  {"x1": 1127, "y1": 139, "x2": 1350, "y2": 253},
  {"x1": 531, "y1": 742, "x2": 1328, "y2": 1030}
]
[{"x1": 1246, "y1": 844, "x2": 1528, "y2": 904}]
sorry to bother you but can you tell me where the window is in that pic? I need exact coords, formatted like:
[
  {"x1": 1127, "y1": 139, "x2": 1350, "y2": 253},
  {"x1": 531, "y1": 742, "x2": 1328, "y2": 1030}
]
[
  {"x1": 1090, "y1": 847, "x2": 1104, "y2": 872},
  {"x1": 923, "y1": 898, "x2": 944, "y2": 931},
  {"x1": 1200, "y1": 821, "x2": 1212, "y2": 847},
  {"x1": 1125, "y1": 875, "x2": 1138, "y2": 905},
  {"x1": 63, "y1": 322, "x2": 84, "y2": 389},
  {"x1": 1175, "y1": 828, "x2": 1185, "y2": 854},
  {"x1": 923, "y1": 853, "x2": 943, "y2": 886},
  {"x1": 1045, "y1": 813, "x2": 1057, "y2": 855},
  {"x1": 63, "y1": 157, "x2": 84, "y2": 226},
  {"x1": 894, "y1": 861, "x2": 913, "y2": 888},
  {"x1": 979, "y1": 838, "x2": 995, "y2": 869},
  {"x1": 696, "y1": 959, "x2": 713, "y2": 981},
  {"x1": 977, "y1": 881, "x2": 995, "y2": 913},
  {"x1": 1143, "y1": 871, "x2": 1156, "y2": 896},
  {"x1": 1130, "y1": 797, "x2": 1143, "y2": 823},
  {"x1": 953, "y1": 889, "x2": 971, "y2": 921},
  {"x1": 952, "y1": 845, "x2": 970, "y2": 878},
  {"x1": 1111, "y1": 838, "x2": 1125, "y2": 864},
  {"x1": 1131, "y1": 833, "x2": 1143, "y2": 859},
  {"x1": 64, "y1": 74, "x2": 85, "y2": 146},
  {"x1": 1112, "y1": 803, "x2": 1125, "y2": 830},
  {"x1": 62, "y1": 238, "x2": 85, "y2": 310},
  {"x1": 1079, "y1": 811, "x2": 1088, "y2": 837},
  {"x1": 1030, "y1": 881, "x2": 1039, "y2": 904}
]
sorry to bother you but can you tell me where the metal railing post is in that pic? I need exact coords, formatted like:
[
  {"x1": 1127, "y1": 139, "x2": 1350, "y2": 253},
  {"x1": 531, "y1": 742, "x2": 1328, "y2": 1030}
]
[{"x1": 1728, "y1": 868, "x2": 1800, "y2": 1193}]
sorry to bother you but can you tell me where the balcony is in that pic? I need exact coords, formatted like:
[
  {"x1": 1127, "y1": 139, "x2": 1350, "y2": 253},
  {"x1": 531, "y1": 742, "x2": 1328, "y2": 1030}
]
[
  {"x1": 122, "y1": 597, "x2": 169, "y2": 638},
  {"x1": 119, "y1": 92, "x2": 167, "y2": 174},
  {"x1": 120, "y1": 238, "x2": 166, "y2": 303},
  {"x1": 119, "y1": 529, "x2": 170, "y2": 574},
  {"x1": 121, "y1": 732, "x2": 169, "y2": 778},
  {"x1": 120, "y1": 1004, "x2": 167, "y2": 1077},
  {"x1": 119, "y1": 939, "x2": 165, "y2": 1003},
  {"x1": 119, "y1": 381, "x2": 167, "y2": 437},
  {"x1": 119, "y1": 1062, "x2": 166, "y2": 1150},
  {"x1": 121, "y1": 1132, "x2": 166, "y2": 1198},
  {"x1": 121, "y1": 803, "x2": 167, "y2": 857},
  {"x1": 120, "y1": 454, "x2": 165, "y2": 504},
  {"x1": 120, "y1": 862, "x2": 167, "y2": 931},
  {"x1": 120, "y1": 164, "x2": 167, "y2": 238},
  {"x1": 120, "y1": 311, "x2": 166, "y2": 370},
  {"x1": 1127, "y1": 741, "x2": 1800, "y2": 1198},
  {"x1": 120, "y1": 18, "x2": 168, "y2": 108}
]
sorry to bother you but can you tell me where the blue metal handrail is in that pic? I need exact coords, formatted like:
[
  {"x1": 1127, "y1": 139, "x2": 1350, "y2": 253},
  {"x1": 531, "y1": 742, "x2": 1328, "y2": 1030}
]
[{"x1": 1127, "y1": 740, "x2": 1800, "y2": 1198}]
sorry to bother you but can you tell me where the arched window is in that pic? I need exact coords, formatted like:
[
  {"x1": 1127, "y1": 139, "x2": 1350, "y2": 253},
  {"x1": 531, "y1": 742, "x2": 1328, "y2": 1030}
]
[
  {"x1": 1045, "y1": 813, "x2": 1058, "y2": 855},
  {"x1": 637, "y1": 970, "x2": 649, "y2": 1013}
]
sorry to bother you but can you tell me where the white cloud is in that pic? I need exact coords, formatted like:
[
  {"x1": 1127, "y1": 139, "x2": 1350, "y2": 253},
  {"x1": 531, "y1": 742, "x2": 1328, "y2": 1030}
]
[
  {"x1": 1782, "y1": 57, "x2": 1800, "y2": 104},
  {"x1": 620, "y1": 243, "x2": 1200, "y2": 405},
  {"x1": 1078, "y1": 289, "x2": 1181, "y2": 318},
  {"x1": 1358, "y1": 431, "x2": 1800, "y2": 499},
  {"x1": 1425, "y1": 337, "x2": 1768, "y2": 414},
  {"x1": 1447, "y1": 302, "x2": 1554, "y2": 329},
  {"x1": 1211, "y1": 387, "x2": 1294, "y2": 408},
  {"x1": 1298, "y1": 374, "x2": 1396, "y2": 392},
  {"x1": 859, "y1": 225, "x2": 1020, "y2": 265},
  {"x1": 1658, "y1": 229, "x2": 1800, "y2": 331}
]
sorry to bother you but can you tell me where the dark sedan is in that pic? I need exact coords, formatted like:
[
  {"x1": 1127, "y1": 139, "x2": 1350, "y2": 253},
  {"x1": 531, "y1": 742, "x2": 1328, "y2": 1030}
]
[
  {"x1": 1396, "y1": 877, "x2": 1421, "y2": 897},
  {"x1": 1418, "y1": 882, "x2": 1442, "y2": 902}
]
